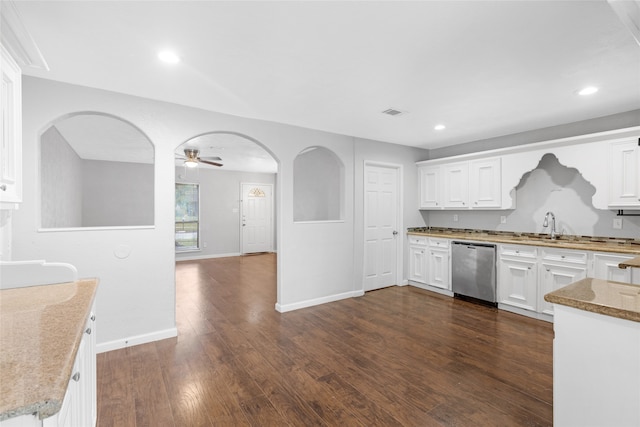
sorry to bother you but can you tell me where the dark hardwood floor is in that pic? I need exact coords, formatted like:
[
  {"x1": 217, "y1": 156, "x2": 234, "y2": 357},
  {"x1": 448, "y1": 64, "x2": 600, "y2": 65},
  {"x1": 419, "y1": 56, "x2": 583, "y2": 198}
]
[{"x1": 97, "y1": 253, "x2": 553, "y2": 426}]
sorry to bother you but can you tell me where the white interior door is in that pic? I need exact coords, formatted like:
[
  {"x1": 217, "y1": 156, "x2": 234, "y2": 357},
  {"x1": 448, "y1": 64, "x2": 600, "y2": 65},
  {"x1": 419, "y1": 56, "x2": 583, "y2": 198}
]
[
  {"x1": 364, "y1": 164, "x2": 400, "y2": 291},
  {"x1": 241, "y1": 183, "x2": 273, "y2": 254}
]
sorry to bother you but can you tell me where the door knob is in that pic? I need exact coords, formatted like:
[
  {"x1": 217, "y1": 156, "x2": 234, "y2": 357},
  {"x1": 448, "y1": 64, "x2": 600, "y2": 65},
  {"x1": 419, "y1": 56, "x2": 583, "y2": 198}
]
[{"x1": 392, "y1": 230, "x2": 398, "y2": 235}]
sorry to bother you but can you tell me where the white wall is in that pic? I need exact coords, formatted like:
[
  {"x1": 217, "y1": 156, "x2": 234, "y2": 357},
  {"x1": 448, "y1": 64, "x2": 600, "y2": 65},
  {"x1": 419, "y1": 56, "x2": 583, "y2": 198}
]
[
  {"x1": 14, "y1": 76, "x2": 401, "y2": 349},
  {"x1": 82, "y1": 160, "x2": 154, "y2": 227},
  {"x1": 175, "y1": 167, "x2": 276, "y2": 259},
  {"x1": 40, "y1": 126, "x2": 83, "y2": 227}
]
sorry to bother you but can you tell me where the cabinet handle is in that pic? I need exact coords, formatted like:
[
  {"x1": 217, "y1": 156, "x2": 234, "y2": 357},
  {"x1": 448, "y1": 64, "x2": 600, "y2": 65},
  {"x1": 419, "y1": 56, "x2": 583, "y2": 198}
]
[
  {"x1": 561, "y1": 255, "x2": 565, "y2": 259},
  {"x1": 528, "y1": 267, "x2": 531, "y2": 270},
  {"x1": 435, "y1": 202, "x2": 438, "y2": 206},
  {"x1": 91, "y1": 314, "x2": 96, "y2": 321},
  {"x1": 72, "y1": 372, "x2": 80, "y2": 382},
  {"x1": 0, "y1": 185, "x2": 5, "y2": 191},
  {"x1": 474, "y1": 201, "x2": 478, "y2": 205},
  {"x1": 85, "y1": 327, "x2": 92, "y2": 335},
  {"x1": 546, "y1": 268, "x2": 550, "y2": 272}
]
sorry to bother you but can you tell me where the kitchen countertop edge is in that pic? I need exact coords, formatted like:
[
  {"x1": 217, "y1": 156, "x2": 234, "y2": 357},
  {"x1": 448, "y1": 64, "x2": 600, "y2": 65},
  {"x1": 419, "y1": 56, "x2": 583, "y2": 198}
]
[
  {"x1": 0, "y1": 279, "x2": 99, "y2": 421},
  {"x1": 543, "y1": 278, "x2": 640, "y2": 323}
]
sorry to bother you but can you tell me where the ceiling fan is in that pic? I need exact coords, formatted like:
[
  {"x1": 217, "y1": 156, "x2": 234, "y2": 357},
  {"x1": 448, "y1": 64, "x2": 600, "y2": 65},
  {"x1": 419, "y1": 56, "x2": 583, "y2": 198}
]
[{"x1": 176, "y1": 148, "x2": 223, "y2": 168}]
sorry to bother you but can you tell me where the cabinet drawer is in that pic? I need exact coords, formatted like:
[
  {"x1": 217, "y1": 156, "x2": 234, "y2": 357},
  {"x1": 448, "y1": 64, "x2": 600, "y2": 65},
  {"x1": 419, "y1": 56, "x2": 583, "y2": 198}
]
[
  {"x1": 428, "y1": 238, "x2": 449, "y2": 248},
  {"x1": 499, "y1": 244, "x2": 537, "y2": 258},
  {"x1": 408, "y1": 235, "x2": 427, "y2": 246},
  {"x1": 540, "y1": 248, "x2": 588, "y2": 265}
]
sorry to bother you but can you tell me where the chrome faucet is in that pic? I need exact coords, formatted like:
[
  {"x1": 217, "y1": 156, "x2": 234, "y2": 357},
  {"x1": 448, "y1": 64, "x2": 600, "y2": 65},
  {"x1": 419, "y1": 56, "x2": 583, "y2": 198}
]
[{"x1": 542, "y1": 211, "x2": 557, "y2": 240}]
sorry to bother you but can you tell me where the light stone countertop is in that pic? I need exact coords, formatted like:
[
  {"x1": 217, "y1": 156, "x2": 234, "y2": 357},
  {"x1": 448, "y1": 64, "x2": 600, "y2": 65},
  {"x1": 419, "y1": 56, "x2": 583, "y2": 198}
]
[
  {"x1": 544, "y1": 278, "x2": 640, "y2": 322},
  {"x1": 407, "y1": 227, "x2": 640, "y2": 255},
  {"x1": 0, "y1": 279, "x2": 98, "y2": 421}
]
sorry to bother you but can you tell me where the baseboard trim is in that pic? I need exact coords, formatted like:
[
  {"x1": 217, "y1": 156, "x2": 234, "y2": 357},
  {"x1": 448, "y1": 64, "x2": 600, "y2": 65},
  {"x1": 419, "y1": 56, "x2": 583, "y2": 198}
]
[
  {"x1": 275, "y1": 290, "x2": 364, "y2": 313},
  {"x1": 175, "y1": 252, "x2": 241, "y2": 261},
  {"x1": 96, "y1": 327, "x2": 178, "y2": 353}
]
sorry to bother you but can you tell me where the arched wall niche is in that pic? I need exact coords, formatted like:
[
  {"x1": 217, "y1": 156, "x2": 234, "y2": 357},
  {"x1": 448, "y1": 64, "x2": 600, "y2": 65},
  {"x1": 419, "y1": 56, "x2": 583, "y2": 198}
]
[
  {"x1": 294, "y1": 146, "x2": 344, "y2": 222},
  {"x1": 39, "y1": 111, "x2": 155, "y2": 229}
]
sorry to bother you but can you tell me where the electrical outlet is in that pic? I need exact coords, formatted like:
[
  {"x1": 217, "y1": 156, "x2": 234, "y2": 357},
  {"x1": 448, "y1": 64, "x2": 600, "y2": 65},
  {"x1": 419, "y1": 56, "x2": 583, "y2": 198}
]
[
  {"x1": 453, "y1": 214, "x2": 459, "y2": 222},
  {"x1": 500, "y1": 216, "x2": 507, "y2": 224},
  {"x1": 613, "y1": 218, "x2": 623, "y2": 229},
  {"x1": 203, "y1": 242, "x2": 208, "y2": 248}
]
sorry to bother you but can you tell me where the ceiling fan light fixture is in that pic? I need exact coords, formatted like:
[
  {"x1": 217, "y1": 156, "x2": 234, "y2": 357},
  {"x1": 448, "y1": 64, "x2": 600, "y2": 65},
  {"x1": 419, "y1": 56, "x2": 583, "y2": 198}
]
[{"x1": 184, "y1": 159, "x2": 198, "y2": 168}]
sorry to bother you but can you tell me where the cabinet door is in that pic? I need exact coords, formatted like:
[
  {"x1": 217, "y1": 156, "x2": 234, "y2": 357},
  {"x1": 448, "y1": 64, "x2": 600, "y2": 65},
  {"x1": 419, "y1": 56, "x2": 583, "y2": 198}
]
[
  {"x1": 470, "y1": 158, "x2": 501, "y2": 208},
  {"x1": 609, "y1": 139, "x2": 640, "y2": 207},
  {"x1": 443, "y1": 162, "x2": 469, "y2": 208},
  {"x1": 0, "y1": 45, "x2": 22, "y2": 206},
  {"x1": 409, "y1": 245, "x2": 427, "y2": 283},
  {"x1": 498, "y1": 257, "x2": 537, "y2": 311},
  {"x1": 539, "y1": 262, "x2": 587, "y2": 315},
  {"x1": 592, "y1": 253, "x2": 635, "y2": 284},
  {"x1": 428, "y1": 249, "x2": 450, "y2": 289},
  {"x1": 419, "y1": 166, "x2": 441, "y2": 209}
]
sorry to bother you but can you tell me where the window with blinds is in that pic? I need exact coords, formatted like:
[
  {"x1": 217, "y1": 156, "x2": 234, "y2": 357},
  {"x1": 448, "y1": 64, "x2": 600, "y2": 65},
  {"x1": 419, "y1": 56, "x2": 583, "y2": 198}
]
[{"x1": 175, "y1": 183, "x2": 199, "y2": 251}]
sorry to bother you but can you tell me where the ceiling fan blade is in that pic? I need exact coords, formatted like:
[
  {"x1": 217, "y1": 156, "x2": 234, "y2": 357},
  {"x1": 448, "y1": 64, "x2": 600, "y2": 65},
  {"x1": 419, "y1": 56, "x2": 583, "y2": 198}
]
[
  {"x1": 200, "y1": 156, "x2": 222, "y2": 161},
  {"x1": 199, "y1": 159, "x2": 223, "y2": 167}
]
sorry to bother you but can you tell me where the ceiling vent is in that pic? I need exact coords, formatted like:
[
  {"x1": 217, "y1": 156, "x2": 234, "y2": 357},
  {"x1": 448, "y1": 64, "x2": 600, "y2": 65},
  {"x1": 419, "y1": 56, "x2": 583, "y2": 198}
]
[{"x1": 381, "y1": 108, "x2": 406, "y2": 117}]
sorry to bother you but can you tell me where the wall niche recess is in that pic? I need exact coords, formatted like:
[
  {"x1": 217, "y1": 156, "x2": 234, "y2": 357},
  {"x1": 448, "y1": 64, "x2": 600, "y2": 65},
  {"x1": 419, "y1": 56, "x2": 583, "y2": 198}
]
[{"x1": 293, "y1": 146, "x2": 344, "y2": 222}]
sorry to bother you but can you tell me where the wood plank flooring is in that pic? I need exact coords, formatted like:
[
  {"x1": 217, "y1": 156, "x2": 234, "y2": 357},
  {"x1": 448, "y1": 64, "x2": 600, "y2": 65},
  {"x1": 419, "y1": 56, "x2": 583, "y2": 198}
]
[{"x1": 97, "y1": 253, "x2": 553, "y2": 426}]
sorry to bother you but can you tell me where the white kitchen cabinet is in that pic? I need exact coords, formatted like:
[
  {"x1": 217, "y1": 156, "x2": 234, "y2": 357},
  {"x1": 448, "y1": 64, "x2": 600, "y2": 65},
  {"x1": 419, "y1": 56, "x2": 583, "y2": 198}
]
[
  {"x1": 608, "y1": 138, "x2": 640, "y2": 208},
  {"x1": 418, "y1": 165, "x2": 441, "y2": 209},
  {"x1": 0, "y1": 44, "x2": 22, "y2": 209},
  {"x1": 443, "y1": 162, "x2": 469, "y2": 209},
  {"x1": 538, "y1": 248, "x2": 588, "y2": 316},
  {"x1": 591, "y1": 252, "x2": 639, "y2": 284},
  {"x1": 498, "y1": 245, "x2": 538, "y2": 311},
  {"x1": 469, "y1": 157, "x2": 501, "y2": 208},
  {"x1": 427, "y1": 238, "x2": 450, "y2": 289},
  {"x1": 408, "y1": 235, "x2": 428, "y2": 284}
]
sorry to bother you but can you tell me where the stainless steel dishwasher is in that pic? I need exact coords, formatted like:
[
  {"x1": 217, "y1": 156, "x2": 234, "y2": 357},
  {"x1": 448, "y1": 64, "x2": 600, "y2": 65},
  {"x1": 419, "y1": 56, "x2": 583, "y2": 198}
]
[{"x1": 451, "y1": 241, "x2": 497, "y2": 304}]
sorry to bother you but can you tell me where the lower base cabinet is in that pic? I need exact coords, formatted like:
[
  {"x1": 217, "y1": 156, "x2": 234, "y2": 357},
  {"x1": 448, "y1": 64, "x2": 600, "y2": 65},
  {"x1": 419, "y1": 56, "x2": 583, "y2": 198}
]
[
  {"x1": 408, "y1": 244, "x2": 427, "y2": 283},
  {"x1": 498, "y1": 257, "x2": 538, "y2": 311},
  {"x1": 428, "y1": 248, "x2": 449, "y2": 289}
]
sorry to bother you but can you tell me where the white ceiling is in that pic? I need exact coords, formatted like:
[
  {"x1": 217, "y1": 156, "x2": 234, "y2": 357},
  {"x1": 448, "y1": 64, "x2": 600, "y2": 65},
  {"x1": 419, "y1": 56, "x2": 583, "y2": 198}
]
[{"x1": 10, "y1": 0, "x2": 640, "y2": 155}]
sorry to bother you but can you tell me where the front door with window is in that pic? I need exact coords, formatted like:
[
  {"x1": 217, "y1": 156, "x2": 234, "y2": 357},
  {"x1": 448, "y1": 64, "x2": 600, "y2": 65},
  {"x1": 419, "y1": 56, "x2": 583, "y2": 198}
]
[{"x1": 241, "y1": 183, "x2": 273, "y2": 254}]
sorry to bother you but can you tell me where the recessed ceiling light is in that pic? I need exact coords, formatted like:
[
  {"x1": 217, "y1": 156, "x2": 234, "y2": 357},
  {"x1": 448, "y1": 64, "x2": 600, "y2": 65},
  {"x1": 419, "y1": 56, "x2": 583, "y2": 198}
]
[
  {"x1": 578, "y1": 86, "x2": 598, "y2": 96},
  {"x1": 158, "y1": 50, "x2": 180, "y2": 64},
  {"x1": 434, "y1": 124, "x2": 446, "y2": 131}
]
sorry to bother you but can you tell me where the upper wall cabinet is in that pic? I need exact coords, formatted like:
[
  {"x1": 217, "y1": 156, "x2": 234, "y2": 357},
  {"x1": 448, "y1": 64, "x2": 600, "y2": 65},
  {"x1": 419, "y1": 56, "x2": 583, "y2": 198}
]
[
  {"x1": 608, "y1": 138, "x2": 640, "y2": 208},
  {"x1": 418, "y1": 157, "x2": 504, "y2": 210},
  {"x1": 0, "y1": 44, "x2": 22, "y2": 208},
  {"x1": 443, "y1": 162, "x2": 469, "y2": 208},
  {"x1": 470, "y1": 157, "x2": 501, "y2": 208},
  {"x1": 419, "y1": 165, "x2": 441, "y2": 208}
]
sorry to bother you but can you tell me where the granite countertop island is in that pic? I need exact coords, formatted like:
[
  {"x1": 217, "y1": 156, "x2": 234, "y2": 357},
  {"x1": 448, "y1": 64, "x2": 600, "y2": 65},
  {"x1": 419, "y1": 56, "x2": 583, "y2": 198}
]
[
  {"x1": 544, "y1": 277, "x2": 640, "y2": 426},
  {"x1": 544, "y1": 277, "x2": 640, "y2": 322},
  {"x1": 0, "y1": 279, "x2": 98, "y2": 421},
  {"x1": 407, "y1": 227, "x2": 640, "y2": 255}
]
